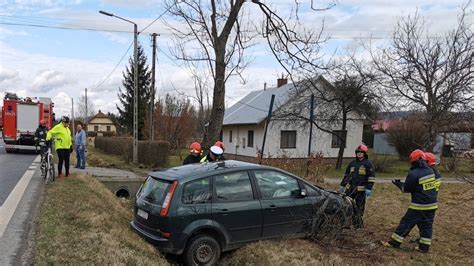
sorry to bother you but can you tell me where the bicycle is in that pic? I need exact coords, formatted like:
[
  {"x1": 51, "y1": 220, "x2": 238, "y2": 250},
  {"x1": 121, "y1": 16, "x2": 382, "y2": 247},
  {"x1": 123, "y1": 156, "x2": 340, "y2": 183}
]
[{"x1": 39, "y1": 140, "x2": 56, "y2": 184}]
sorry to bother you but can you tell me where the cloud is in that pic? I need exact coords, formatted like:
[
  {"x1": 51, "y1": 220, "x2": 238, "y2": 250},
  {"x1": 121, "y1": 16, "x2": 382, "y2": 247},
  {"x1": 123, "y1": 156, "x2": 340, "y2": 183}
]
[
  {"x1": 0, "y1": 67, "x2": 19, "y2": 83},
  {"x1": 31, "y1": 69, "x2": 72, "y2": 92},
  {"x1": 101, "y1": 32, "x2": 130, "y2": 45},
  {"x1": 51, "y1": 91, "x2": 73, "y2": 117}
]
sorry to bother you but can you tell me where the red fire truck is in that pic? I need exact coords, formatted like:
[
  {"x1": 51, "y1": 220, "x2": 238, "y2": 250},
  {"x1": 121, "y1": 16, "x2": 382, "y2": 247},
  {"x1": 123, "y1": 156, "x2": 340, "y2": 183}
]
[{"x1": 1, "y1": 92, "x2": 54, "y2": 153}]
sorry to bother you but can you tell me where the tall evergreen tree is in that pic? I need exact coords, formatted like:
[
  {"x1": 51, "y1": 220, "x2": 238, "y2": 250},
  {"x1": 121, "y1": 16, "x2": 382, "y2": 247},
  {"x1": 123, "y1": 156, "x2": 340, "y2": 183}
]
[{"x1": 117, "y1": 44, "x2": 152, "y2": 140}]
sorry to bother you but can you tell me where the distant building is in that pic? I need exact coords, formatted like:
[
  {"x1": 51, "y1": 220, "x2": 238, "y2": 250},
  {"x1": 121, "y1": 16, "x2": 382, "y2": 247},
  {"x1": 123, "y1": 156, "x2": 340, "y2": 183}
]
[
  {"x1": 372, "y1": 111, "x2": 473, "y2": 156},
  {"x1": 221, "y1": 76, "x2": 365, "y2": 160},
  {"x1": 87, "y1": 110, "x2": 116, "y2": 136}
]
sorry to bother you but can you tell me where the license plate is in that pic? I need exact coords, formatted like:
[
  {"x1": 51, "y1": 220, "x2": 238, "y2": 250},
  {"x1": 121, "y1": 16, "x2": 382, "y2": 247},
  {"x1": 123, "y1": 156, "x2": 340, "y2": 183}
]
[{"x1": 137, "y1": 209, "x2": 149, "y2": 220}]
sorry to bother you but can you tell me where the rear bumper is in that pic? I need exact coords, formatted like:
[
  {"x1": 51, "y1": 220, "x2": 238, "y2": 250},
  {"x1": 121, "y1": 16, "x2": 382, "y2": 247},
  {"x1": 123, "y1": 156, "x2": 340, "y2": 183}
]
[
  {"x1": 4, "y1": 144, "x2": 37, "y2": 151},
  {"x1": 130, "y1": 221, "x2": 184, "y2": 255}
]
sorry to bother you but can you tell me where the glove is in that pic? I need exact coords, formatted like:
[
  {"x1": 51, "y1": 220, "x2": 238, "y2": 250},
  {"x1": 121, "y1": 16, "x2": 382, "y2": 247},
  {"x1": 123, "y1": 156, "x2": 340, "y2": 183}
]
[
  {"x1": 392, "y1": 179, "x2": 404, "y2": 191},
  {"x1": 365, "y1": 189, "x2": 372, "y2": 198},
  {"x1": 338, "y1": 186, "x2": 345, "y2": 193}
]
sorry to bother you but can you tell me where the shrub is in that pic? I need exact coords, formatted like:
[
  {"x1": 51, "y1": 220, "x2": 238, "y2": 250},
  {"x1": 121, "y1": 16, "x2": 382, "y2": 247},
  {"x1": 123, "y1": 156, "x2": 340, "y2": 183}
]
[
  {"x1": 385, "y1": 114, "x2": 430, "y2": 160},
  {"x1": 138, "y1": 141, "x2": 170, "y2": 167},
  {"x1": 261, "y1": 153, "x2": 329, "y2": 184},
  {"x1": 94, "y1": 137, "x2": 170, "y2": 167},
  {"x1": 370, "y1": 155, "x2": 394, "y2": 173}
]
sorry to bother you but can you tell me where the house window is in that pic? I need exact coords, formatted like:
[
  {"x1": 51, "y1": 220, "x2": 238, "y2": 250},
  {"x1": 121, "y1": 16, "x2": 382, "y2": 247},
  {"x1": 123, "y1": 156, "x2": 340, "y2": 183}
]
[
  {"x1": 106, "y1": 126, "x2": 111, "y2": 132},
  {"x1": 280, "y1": 131, "x2": 296, "y2": 148},
  {"x1": 229, "y1": 130, "x2": 233, "y2": 143},
  {"x1": 248, "y1": 130, "x2": 254, "y2": 147},
  {"x1": 331, "y1": 130, "x2": 347, "y2": 148},
  {"x1": 94, "y1": 125, "x2": 99, "y2": 132}
]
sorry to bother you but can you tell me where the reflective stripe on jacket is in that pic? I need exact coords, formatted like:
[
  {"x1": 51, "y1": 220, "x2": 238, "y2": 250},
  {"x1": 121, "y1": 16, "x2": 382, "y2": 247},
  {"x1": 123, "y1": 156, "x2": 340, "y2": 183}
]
[
  {"x1": 403, "y1": 160, "x2": 439, "y2": 210},
  {"x1": 46, "y1": 123, "x2": 72, "y2": 150},
  {"x1": 341, "y1": 158, "x2": 375, "y2": 191}
]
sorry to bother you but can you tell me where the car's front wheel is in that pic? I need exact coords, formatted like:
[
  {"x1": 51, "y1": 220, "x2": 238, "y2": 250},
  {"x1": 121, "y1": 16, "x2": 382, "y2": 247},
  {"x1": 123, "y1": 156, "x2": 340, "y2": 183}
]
[{"x1": 184, "y1": 235, "x2": 221, "y2": 266}]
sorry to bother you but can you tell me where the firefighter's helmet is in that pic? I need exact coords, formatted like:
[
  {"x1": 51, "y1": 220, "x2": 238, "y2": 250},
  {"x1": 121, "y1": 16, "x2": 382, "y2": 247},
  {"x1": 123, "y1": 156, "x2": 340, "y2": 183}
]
[
  {"x1": 355, "y1": 144, "x2": 368, "y2": 153},
  {"x1": 409, "y1": 149, "x2": 425, "y2": 163},
  {"x1": 424, "y1": 152, "x2": 438, "y2": 166},
  {"x1": 215, "y1": 141, "x2": 225, "y2": 151},
  {"x1": 189, "y1": 142, "x2": 202, "y2": 155}
]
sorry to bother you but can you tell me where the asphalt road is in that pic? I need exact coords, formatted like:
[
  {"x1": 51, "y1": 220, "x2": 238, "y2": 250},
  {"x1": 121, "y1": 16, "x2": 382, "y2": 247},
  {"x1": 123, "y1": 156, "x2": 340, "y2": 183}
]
[
  {"x1": 0, "y1": 136, "x2": 43, "y2": 264},
  {"x1": 0, "y1": 138, "x2": 38, "y2": 205}
]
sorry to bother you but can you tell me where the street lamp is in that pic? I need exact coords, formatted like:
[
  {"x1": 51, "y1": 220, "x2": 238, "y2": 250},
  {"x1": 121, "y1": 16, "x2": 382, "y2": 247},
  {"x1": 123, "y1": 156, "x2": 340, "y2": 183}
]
[{"x1": 99, "y1": 10, "x2": 139, "y2": 163}]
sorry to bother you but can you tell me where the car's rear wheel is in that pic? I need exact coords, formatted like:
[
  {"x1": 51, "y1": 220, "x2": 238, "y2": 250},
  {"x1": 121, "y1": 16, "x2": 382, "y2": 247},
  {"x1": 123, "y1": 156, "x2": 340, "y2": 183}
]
[{"x1": 184, "y1": 235, "x2": 221, "y2": 266}]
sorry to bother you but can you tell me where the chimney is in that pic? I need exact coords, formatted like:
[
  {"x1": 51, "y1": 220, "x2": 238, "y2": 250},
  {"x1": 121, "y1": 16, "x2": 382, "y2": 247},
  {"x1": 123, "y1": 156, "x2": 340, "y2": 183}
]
[{"x1": 277, "y1": 74, "x2": 287, "y2": 87}]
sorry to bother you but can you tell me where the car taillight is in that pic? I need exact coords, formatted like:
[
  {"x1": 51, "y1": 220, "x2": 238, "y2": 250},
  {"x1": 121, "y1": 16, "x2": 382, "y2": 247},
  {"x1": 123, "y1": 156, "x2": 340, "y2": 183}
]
[
  {"x1": 162, "y1": 232, "x2": 171, "y2": 238},
  {"x1": 160, "y1": 180, "x2": 178, "y2": 217}
]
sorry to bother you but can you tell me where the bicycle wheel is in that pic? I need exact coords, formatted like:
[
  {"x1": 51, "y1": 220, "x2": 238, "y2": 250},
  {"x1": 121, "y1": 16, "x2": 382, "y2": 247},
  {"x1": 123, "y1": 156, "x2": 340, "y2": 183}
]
[
  {"x1": 49, "y1": 160, "x2": 56, "y2": 183},
  {"x1": 41, "y1": 159, "x2": 47, "y2": 180}
]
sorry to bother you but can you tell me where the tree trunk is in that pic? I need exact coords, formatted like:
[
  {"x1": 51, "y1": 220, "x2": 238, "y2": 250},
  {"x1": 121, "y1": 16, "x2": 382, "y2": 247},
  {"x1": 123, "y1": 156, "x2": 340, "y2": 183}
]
[
  {"x1": 202, "y1": 45, "x2": 226, "y2": 148},
  {"x1": 335, "y1": 111, "x2": 347, "y2": 170}
]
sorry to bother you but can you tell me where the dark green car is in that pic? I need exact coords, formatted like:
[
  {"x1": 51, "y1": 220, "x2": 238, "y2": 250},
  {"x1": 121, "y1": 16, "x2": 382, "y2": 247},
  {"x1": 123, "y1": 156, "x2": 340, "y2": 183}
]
[{"x1": 131, "y1": 160, "x2": 357, "y2": 265}]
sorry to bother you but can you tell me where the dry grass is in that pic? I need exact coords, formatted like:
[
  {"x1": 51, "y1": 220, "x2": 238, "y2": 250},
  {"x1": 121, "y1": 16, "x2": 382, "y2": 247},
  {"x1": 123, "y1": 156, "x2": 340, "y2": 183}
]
[
  {"x1": 33, "y1": 172, "x2": 473, "y2": 265},
  {"x1": 86, "y1": 146, "x2": 149, "y2": 175},
  {"x1": 222, "y1": 183, "x2": 474, "y2": 265},
  {"x1": 33, "y1": 174, "x2": 167, "y2": 265}
]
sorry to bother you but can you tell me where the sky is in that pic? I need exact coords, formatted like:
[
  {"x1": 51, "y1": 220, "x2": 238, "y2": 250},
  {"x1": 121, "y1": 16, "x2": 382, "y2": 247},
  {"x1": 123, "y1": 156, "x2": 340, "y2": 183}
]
[{"x1": 0, "y1": 0, "x2": 470, "y2": 117}]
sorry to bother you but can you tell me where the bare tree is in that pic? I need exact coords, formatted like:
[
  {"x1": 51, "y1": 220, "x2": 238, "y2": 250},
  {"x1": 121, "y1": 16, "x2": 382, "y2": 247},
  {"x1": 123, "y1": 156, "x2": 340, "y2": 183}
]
[
  {"x1": 164, "y1": 0, "x2": 333, "y2": 147},
  {"x1": 370, "y1": 4, "x2": 474, "y2": 150},
  {"x1": 150, "y1": 94, "x2": 196, "y2": 149},
  {"x1": 76, "y1": 95, "x2": 96, "y2": 123}
]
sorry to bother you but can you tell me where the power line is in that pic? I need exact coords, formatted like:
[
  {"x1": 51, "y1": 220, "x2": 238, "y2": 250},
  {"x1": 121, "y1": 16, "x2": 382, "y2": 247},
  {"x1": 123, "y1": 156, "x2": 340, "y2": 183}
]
[
  {"x1": 140, "y1": 3, "x2": 175, "y2": 33},
  {"x1": 0, "y1": 21, "x2": 132, "y2": 33},
  {"x1": 92, "y1": 41, "x2": 133, "y2": 90}
]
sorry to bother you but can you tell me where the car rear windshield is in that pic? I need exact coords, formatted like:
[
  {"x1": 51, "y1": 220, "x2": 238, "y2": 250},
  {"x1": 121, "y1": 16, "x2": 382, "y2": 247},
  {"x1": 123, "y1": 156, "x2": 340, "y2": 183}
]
[{"x1": 138, "y1": 176, "x2": 171, "y2": 206}]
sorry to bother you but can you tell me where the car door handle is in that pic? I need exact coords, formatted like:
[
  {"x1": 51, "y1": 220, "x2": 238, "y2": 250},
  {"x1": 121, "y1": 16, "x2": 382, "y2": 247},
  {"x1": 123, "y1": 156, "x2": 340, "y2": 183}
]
[
  {"x1": 267, "y1": 205, "x2": 277, "y2": 211},
  {"x1": 221, "y1": 209, "x2": 229, "y2": 212},
  {"x1": 219, "y1": 209, "x2": 229, "y2": 216}
]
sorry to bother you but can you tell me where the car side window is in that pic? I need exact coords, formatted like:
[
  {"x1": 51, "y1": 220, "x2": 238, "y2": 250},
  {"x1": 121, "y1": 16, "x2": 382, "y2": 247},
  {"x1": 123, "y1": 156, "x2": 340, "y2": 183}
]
[
  {"x1": 214, "y1": 171, "x2": 254, "y2": 202},
  {"x1": 254, "y1": 170, "x2": 300, "y2": 199},
  {"x1": 302, "y1": 182, "x2": 322, "y2": 197},
  {"x1": 182, "y1": 177, "x2": 211, "y2": 204}
]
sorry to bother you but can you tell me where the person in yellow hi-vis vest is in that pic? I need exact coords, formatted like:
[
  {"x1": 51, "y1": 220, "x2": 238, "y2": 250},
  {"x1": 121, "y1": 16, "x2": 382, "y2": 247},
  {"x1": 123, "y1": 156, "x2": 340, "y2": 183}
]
[{"x1": 46, "y1": 116, "x2": 73, "y2": 178}]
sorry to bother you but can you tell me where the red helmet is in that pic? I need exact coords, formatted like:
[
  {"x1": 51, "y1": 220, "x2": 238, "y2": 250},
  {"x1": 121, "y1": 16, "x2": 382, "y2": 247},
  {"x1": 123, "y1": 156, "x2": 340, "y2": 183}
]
[
  {"x1": 189, "y1": 142, "x2": 201, "y2": 154},
  {"x1": 409, "y1": 149, "x2": 425, "y2": 163},
  {"x1": 424, "y1": 152, "x2": 437, "y2": 166},
  {"x1": 215, "y1": 141, "x2": 225, "y2": 150},
  {"x1": 355, "y1": 144, "x2": 368, "y2": 153},
  {"x1": 39, "y1": 119, "x2": 46, "y2": 126}
]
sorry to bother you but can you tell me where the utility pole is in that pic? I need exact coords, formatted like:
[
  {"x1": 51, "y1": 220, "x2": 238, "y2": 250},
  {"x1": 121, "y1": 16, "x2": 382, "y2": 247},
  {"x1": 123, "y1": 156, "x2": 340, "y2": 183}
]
[
  {"x1": 85, "y1": 88, "x2": 88, "y2": 122},
  {"x1": 133, "y1": 23, "x2": 139, "y2": 163},
  {"x1": 71, "y1": 97, "x2": 75, "y2": 137},
  {"x1": 150, "y1": 33, "x2": 158, "y2": 141}
]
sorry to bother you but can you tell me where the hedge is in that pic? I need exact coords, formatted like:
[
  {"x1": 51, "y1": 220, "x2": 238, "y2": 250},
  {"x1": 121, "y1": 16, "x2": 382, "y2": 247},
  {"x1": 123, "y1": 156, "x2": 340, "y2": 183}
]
[{"x1": 94, "y1": 137, "x2": 170, "y2": 167}]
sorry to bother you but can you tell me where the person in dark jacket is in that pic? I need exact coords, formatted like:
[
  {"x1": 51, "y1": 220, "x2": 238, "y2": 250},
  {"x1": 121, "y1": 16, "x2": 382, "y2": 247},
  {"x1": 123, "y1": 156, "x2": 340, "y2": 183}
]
[
  {"x1": 383, "y1": 149, "x2": 440, "y2": 253},
  {"x1": 339, "y1": 144, "x2": 375, "y2": 227},
  {"x1": 183, "y1": 142, "x2": 202, "y2": 165},
  {"x1": 35, "y1": 120, "x2": 49, "y2": 158}
]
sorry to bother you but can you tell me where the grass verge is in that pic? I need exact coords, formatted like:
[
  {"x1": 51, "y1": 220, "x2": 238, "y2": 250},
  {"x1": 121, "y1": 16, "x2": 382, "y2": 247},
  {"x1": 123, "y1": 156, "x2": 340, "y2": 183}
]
[
  {"x1": 223, "y1": 182, "x2": 474, "y2": 265},
  {"x1": 33, "y1": 174, "x2": 167, "y2": 265},
  {"x1": 86, "y1": 146, "x2": 149, "y2": 175}
]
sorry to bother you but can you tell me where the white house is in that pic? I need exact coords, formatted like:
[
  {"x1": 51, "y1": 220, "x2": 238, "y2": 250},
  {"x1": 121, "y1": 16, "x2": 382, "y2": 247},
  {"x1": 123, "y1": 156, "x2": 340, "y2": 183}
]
[{"x1": 222, "y1": 77, "x2": 365, "y2": 160}]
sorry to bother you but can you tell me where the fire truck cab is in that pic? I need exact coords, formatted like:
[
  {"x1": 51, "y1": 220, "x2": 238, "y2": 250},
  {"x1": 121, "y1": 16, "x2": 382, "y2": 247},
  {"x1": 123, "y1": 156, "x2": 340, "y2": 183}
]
[{"x1": 1, "y1": 92, "x2": 54, "y2": 153}]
